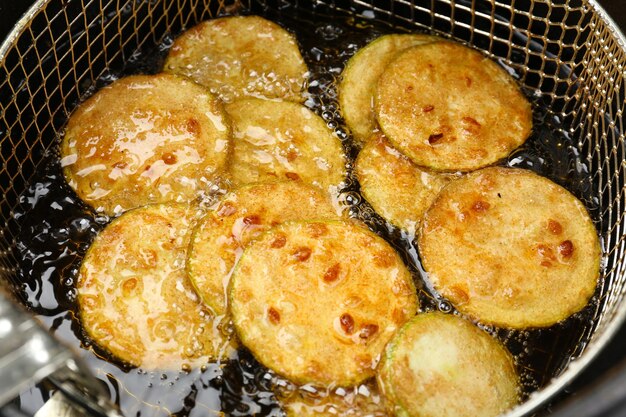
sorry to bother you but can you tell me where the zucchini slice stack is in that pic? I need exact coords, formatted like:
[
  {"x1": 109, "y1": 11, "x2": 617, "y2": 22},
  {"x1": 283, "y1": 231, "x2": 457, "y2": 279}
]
[
  {"x1": 65, "y1": 14, "x2": 603, "y2": 417},
  {"x1": 355, "y1": 133, "x2": 451, "y2": 234},
  {"x1": 187, "y1": 181, "x2": 340, "y2": 316},
  {"x1": 70, "y1": 16, "x2": 348, "y2": 373},
  {"x1": 339, "y1": 34, "x2": 438, "y2": 145},
  {"x1": 77, "y1": 203, "x2": 236, "y2": 369},
  {"x1": 336, "y1": 31, "x2": 601, "y2": 417}
]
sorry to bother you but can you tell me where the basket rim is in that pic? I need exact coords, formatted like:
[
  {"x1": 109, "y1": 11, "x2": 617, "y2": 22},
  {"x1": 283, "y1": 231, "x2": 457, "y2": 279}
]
[
  {"x1": 503, "y1": 3, "x2": 626, "y2": 415},
  {"x1": 0, "y1": 0, "x2": 49, "y2": 62}
]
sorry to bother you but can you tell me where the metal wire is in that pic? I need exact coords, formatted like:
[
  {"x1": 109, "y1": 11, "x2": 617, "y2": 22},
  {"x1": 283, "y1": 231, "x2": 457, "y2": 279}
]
[{"x1": 0, "y1": 0, "x2": 625, "y2": 415}]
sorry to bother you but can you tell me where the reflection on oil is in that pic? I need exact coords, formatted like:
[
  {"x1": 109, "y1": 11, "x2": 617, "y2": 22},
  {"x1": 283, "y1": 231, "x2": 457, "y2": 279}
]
[{"x1": 60, "y1": 73, "x2": 231, "y2": 216}]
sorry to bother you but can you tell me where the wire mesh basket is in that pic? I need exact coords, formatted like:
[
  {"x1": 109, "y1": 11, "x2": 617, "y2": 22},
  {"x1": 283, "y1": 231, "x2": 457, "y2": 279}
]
[{"x1": 1, "y1": 0, "x2": 626, "y2": 416}]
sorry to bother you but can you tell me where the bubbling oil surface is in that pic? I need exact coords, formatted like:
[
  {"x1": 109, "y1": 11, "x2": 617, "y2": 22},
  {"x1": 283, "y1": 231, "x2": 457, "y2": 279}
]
[{"x1": 12, "y1": 4, "x2": 600, "y2": 417}]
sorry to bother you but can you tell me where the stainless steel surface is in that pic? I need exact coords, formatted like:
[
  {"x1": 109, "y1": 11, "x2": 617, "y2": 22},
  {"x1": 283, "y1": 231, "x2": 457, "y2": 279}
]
[
  {"x1": 34, "y1": 390, "x2": 124, "y2": 417},
  {"x1": 34, "y1": 392, "x2": 84, "y2": 417},
  {"x1": 0, "y1": 292, "x2": 122, "y2": 416},
  {"x1": 1, "y1": 0, "x2": 626, "y2": 415},
  {"x1": 0, "y1": 292, "x2": 74, "y2": 408}
]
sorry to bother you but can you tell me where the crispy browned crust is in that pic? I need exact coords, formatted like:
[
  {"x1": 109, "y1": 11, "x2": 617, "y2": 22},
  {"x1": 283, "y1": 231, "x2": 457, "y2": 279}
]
[
  {"x1": 186, "y1": 181, "x2": 341, "y2": 315},
  {"x1": 377, "y1": 312, "x2": 519, "y2": 417},
  {"x1": 230, "y1": 220, "x2": 419, "y2": 386},
  {"x1": 61, "y1": 73, "x2": 231, "y2": 215},
  {"x1": 164, "y1": 16, "x2": 308, "y2": 102},
  {"x1": 225, "y1": 98, "x2": 346, "y2": 196},
  {"x1": 355, "y1": 133, "x2": 450, "y2": 233},
  {"x1": 418, "y1": 167, "x2": 601, "y2": 328},
  {"x1": 339, "y1": 34, "x2": 438, "y2": 144},
  {"x1": 77, "y1": 203, "x2": 235, "y2": 369},
  {"x1": 375, "y1": 42, "x2": 532, "y2": 172}
]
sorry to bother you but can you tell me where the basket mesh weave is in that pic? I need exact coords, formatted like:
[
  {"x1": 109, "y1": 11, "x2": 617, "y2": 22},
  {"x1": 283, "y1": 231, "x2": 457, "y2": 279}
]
[{"x1": 0, "y1": 0, "x2": 625, "y2": 415}]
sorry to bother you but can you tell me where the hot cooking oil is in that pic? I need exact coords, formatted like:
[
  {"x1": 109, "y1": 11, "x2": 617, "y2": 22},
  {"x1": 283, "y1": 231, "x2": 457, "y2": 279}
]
[{"x1": 10, "y1": 2, "x2": 600, "y2": 416}]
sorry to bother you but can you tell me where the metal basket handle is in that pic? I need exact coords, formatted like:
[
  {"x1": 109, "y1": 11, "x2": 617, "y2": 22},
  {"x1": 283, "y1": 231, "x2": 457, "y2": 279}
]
[{"x1": 0, "y1": 292, "x2": 122, "y2": 417}]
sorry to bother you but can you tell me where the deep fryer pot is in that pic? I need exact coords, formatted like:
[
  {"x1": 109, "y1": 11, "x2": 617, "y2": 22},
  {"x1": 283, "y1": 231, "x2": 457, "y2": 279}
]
[{"x1": 1, "y1": 0, "x2": 626, "y2": 416}]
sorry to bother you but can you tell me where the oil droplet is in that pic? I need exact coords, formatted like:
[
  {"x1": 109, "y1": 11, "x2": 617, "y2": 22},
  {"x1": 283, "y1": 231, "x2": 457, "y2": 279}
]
[{"x1": 438, "y1": 300, "x2": 452, "y2": 313}]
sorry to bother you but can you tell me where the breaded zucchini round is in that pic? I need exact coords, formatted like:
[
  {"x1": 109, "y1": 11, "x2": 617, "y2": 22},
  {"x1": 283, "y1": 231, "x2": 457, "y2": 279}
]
[
  {"x1": 77, "y1": 203, "x2": 235, "y2": 369},
  {"x1": 61, "y1": 73, "x2": 231, "y2": 216},
  {"x1": 187, "y1": 181, "x2": 341, "y2": 315},
  {"x1": 418, "y1": 167, "x2": 601, "y2": 328},
  {"x1": 377, "y1": 312, "x2": 519, "y2": 417},
  {"x1": 375, "y1": 42, "x2": 532, "y2": 172},
  {"x1": 164, "y1": 16, "x2": 308, "y2": 103},
  {"x1": 230, "y1": 220, "x2": 419, "y2": 386},
  {"x1": 339, "y1": 34, "x2": 437, "y2": 144},
  {"x1": 355, "y1": 133, "x2": 450, "y2": 234},
  {"x1": 280, "y1": 381, "x2": 387, "y2": 417},
  {"x1": 225, "y1": 98, "x2": 346, "y2": 195}
]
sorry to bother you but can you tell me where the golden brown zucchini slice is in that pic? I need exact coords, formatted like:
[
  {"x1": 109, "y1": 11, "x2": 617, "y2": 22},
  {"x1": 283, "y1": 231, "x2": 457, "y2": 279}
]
[
  {"x1": 375, "y1": 42, "x2": 532, "y2": 172},
  {"x1": 418, "y1": 167, "x2": 601, "y2": 328},
  {"x1": 61, "y1": 73, "x2": 231, "y2": 216},
  {"x1": 187, "y1": 181, "x2": 341, "y2": 315},
  {"x1": 230, "y1": 220, "x2": 418, "y2": 386},
  {"x1": 280, "y1": 380, "x2": 388, "y2": 417},
  {"x1": 225, "y1": 98, "x2": 346, "y2": 195},
  {"x1": 77, "y1": 203, "x2": 235, "y2": 369},
  {"x1": 355, "y1": 133, "x2": 450, "y2": 234},
  {"x1": 164, "y1": 15, "x2": 308, "y2": 103},
  {"x1": 377, "y1": 312, "x2": 519, "y2": 417},
  {"x1": 338, "y1": 34, "x2": 437, "y2": 144}
]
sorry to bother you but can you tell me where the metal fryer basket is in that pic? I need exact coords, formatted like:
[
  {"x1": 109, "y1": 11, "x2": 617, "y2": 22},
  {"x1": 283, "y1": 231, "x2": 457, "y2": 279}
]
[{"x1": 1, "y1": 0, "x2": 626, "y2": 415}]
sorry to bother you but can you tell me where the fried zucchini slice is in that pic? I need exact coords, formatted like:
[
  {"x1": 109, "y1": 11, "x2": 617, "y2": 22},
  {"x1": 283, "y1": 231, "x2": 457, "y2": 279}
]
[
  {"x1": 77, "y1": 203, "x2": 235, "y2": 369},
  {"x1": 375, "y1": 42, "x2": 532, "y2": 172},
  {"x1": 164, "y1": 15, "x2": 308, "y2": 103},
  {"x1": 339, "y1": 34, "x2": 437, "y2": 144},
  {"x1": 61, "y1": 73, "x2": 231, "y2": 216},
  {"x1": 355, "y1": 133, "x2": 450, "y2": 234},
  {"x1": 418, "y1": 167, "x2": 601, "y2": 328},
  {"x1": 225, "y1": 98, "x2": 346, "y2": 195},
  {"x1": 377, "y1": 312, "x2": 519, "y2": 417},
  {"x1": 280, "y1": 380, "x2": 387, "y2": 417},
  {"x1": 187, "y1": 181, "x2": 341, "y2": 315},
  {"x1": 230, "y1": 220, "x2": 418, "y2": 386}
]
